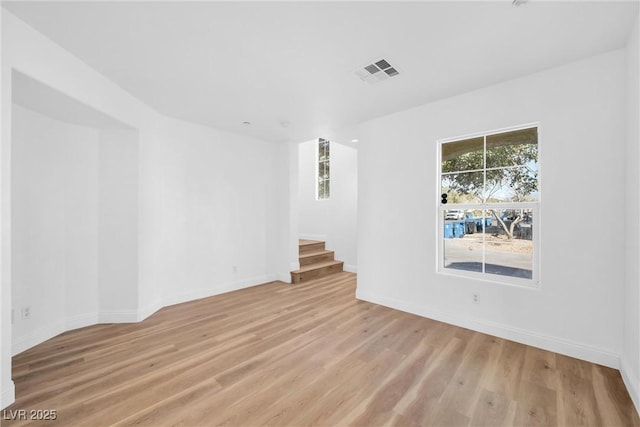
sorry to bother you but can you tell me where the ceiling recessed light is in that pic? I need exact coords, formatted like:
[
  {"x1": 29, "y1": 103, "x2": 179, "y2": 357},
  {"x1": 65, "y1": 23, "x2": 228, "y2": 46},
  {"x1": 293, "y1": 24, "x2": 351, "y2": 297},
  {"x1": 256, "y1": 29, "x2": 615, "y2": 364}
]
[
  {"x1": 242, "y1": 121, "x2": 251, "y2": 126},
  {"x1": 351, "y1": 139, "x2": 359, "y2": 143}
]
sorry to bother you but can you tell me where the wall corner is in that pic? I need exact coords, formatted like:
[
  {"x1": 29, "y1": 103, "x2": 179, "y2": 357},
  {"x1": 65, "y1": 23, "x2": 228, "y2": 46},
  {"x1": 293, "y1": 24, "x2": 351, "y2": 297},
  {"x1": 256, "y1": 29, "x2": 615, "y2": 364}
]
[
  {"x1": 1, "y1": 380, "x2": 15, "y2": 410},
  {"x1": 621, "y1": 355, "x2": 640, "y2": 417}
]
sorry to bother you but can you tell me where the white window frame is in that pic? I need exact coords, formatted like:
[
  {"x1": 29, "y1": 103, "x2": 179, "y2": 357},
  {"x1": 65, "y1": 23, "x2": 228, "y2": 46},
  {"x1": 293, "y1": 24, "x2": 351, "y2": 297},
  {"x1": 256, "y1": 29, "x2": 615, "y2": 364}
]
[
  {"x1": 436, "y1": 123, "x2": 541, "y2": 288},
  {"x1": 316, "y1": 138, "x2": 330, "y2": 201}
]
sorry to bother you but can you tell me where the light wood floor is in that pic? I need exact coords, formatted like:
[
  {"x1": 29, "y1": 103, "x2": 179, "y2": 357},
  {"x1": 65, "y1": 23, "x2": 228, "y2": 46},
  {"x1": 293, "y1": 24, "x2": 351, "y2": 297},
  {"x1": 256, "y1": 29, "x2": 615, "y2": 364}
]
[{"x1": 5, "y1": 272, "x2": 639, "y2": 426}]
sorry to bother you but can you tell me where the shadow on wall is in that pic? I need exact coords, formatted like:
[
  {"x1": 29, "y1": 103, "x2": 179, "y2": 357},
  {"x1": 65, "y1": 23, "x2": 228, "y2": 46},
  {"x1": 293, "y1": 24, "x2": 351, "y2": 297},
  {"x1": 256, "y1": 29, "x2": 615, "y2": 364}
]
[{"x1": 11, "y1": 71, "x2": 139, "y2": 355}]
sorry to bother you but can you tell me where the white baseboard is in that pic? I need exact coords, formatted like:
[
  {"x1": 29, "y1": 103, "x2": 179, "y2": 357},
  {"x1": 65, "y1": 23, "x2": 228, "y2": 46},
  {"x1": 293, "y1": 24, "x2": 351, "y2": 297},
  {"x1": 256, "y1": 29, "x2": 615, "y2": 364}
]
[
  {"x1": 1, "y1": 381, "x2": 15, "y2": 410},
  {"x1": 13, "y1": 323, "x2": 64, "y2": 356},
  {"x1": 13, "y1": 312, "x2": 97, "y2": 356},
  {"x1": 277, "y1": 272, "x2": 292, "y2": 283},
  {"x1": 621, "y1": 356, "x2": 640, "y2": 416},
  {"x1": 98, "y1": 310, "x2": 139, "y2": 323},
  {"x1": 65, "y1": 312, "x2": 99, "y2": 330},
  {"x1": 162, "y1": 274, "x2": 275, "y2": 307},
  {"x1": 355, "y1": 288, "x2": 620, "y2": 369},
  {"x1": 344, "y1": 264, "x2": 358, "y2": 273},
  {"x1": 137, "y1": 299, "x2": 164, "y2": 322},
  {"x1": 12, "y1": 274, "x2": 278, "y2": 355}
]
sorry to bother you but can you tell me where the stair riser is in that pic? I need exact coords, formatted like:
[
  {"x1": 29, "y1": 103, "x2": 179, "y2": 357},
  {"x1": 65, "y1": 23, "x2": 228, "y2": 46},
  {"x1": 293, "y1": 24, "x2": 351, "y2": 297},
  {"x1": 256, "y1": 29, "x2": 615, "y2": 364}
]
[
  {"x1": 291, "y1": 262, "x2": 344, "y2": 284},
  {"x1": 299, "y1": 252, "x2": 334, "y2": 266},
  {"x1": 299, "y1": 242, "x2": 325, "y2": 255}
]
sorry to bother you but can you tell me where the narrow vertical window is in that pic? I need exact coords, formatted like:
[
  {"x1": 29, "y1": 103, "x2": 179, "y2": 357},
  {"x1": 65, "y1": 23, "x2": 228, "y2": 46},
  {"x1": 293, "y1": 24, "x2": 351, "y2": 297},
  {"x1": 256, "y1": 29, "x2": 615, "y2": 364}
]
[
  {"x1": 317, "y1": 138, "x2": 330, "y2": 200},
  {"x1": 439, "y1": 125, "x2": 539, "y2": 286}
]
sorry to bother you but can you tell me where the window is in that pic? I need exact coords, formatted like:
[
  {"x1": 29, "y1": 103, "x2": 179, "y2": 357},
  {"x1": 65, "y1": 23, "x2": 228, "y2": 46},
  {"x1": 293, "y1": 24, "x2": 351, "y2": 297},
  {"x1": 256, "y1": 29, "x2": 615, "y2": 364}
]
[
  {"x1": 317, "y1": 138, "x2": 330, "y2": 200},
  {"x1": 438, "y1": 125, "x2": 539, "y2": 286}
]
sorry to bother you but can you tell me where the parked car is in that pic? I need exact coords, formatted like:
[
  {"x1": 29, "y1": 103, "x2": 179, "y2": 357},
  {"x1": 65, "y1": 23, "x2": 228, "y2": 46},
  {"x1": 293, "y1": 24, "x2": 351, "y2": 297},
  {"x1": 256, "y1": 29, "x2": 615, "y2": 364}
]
[{"x1": 445, "y1": 209, "x2": 465, "y2": 220}]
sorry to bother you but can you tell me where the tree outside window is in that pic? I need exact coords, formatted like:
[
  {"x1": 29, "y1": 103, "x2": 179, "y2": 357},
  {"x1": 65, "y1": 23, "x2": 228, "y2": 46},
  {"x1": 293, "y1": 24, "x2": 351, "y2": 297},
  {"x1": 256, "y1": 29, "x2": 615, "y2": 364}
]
[
  {"x1": 317, "y1": 138, "x2": 330, "y2": 200},
  {"x1": 439, "y1": 125, "x2": 539, "y2": 284}
]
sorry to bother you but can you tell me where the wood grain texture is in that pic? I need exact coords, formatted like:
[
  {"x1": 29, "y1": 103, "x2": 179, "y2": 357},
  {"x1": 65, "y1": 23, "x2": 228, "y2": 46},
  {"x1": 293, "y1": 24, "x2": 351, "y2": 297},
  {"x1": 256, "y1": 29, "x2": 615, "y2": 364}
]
[
  {"x1": 291, "y1": 239, "x2": 343, "y2": 284},
  {"x1": 4, "y1": 272, "x2": 638, "y2": 427}
]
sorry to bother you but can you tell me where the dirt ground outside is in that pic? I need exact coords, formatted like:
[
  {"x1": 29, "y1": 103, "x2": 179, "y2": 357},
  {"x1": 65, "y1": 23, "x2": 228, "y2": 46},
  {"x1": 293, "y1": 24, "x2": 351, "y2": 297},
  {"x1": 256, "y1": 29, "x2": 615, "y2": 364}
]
[{"x1": 458, "y1": 233, "x2": 533, "y2": 254}]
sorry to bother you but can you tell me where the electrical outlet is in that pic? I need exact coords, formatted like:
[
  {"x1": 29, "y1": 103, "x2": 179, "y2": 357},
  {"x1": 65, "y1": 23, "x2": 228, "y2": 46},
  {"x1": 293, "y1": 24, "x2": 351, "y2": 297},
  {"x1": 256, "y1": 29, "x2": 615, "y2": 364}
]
[
  {"x1": 232, "y1": 265, "x2": 238, "y2": 273},
  {"x1": 472, "y1": 293, "x2": 480, "y2": 304},
  {"x1": 21, "y1": 306, "x2": 31, "y2": 320}
]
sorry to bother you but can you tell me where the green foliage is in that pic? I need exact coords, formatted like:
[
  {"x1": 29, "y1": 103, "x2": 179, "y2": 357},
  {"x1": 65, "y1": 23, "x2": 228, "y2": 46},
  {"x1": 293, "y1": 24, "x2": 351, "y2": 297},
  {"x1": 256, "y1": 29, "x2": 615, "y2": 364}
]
[{"x1": 442, "y1": 143, "x2": 538, "y2": 203}]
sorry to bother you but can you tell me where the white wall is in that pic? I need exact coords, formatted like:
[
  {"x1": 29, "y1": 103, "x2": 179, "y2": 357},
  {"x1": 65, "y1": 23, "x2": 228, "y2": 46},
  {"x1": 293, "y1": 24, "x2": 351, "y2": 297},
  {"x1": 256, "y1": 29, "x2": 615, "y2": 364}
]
[
  {"x1": 11, "y1": 105, "x2": 100, "y2": 354},
  {"x1": 4, "y1": 3, "x2": 635, "y2": 412},
  {"x1": 0, "y1": 5, "x2": 7, "y2": 407},
  {"x1": 1, "y1": 10, "x2": 294, "y2": 408},
  {"x1": 267, "y1": 141, "x2": 300, "y2": 281},
  {"x1": 298, "y1": 140, "x2": 357, "y2": 270},
  {"x1": 356, "y1": 49, "x2": 627, "y2": 368},
  {"x1": 11, "y1": 106, "x2": 141, "y2": 353},
  {"x1": 147, "y1": 116, "x2": 281, "y2": 307},
  {"x1": 99, "y1": 130, "x2": 139, "y2": 319},
  {"x1": 623, "y1": 16, "x2": 640, "y2": 413}
]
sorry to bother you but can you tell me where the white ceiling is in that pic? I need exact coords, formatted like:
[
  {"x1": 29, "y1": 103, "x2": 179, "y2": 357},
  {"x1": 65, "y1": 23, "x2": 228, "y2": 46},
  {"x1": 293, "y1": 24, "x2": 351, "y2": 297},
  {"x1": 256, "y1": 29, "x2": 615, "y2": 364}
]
[{"x1": 3, "y1": 1, "x2": 638, "y2": 144}]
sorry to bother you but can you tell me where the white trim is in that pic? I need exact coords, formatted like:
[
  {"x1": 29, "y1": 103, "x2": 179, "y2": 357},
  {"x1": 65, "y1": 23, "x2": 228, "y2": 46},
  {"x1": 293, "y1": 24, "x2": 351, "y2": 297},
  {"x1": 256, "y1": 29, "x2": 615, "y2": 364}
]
[
  {"x1": 98, "y1": 310, "x2": 139, "y2": 324},
  {"x1": 621, "y1": 356, "x2": 640, "y2": 416},
  {"x1": 355, "y1": 288, "x2": 620, "y2": 369},
  {"x1": 137, "y1": 299, "x2": 163, "y2": 322},
  {"x1": 12, "y1": 312, "x2": 97, "y2": 356},
  {"x1": 438, "y1": 122, "x2": 542, "y2": 144},
  {"x1": 277, "y1": 272, "x2": 292, "y2": 283},
  {"x1": 1, "y1": 381, "x2": 15, "y2": 410},
  {"x1": 162, "y1": 274, "x2": 277, "y2": 307},
  {"x1": 437, "y1": 123, "x2": 541, "y2": 288},
  {"x1": 344, "y1": 264, "x2": 358, "y2": 273},
  {"x1": 13, "y1": 320, "x2": 65, "y2": 356},
  {"x1": 11, "y1": 275, "x2": 279, "y2": 355},
  {"x1": 65, "y1": 312, "x2": 99, "y2": 330},
  {"x1": 299, "y1": 233, "x2": 326, "y2": 242}
]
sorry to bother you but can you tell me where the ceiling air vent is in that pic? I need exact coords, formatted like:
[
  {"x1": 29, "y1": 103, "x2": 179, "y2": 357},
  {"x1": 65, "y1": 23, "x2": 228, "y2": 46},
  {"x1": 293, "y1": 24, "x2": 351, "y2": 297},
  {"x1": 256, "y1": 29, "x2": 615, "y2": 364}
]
[
  {"x1": 364, "y1": 64, "x2": 380, "y2": 75},
  {"x1": 353, "y1": 58, "x2": 400, "y2": 85},
  {"x1": 375, "y1": 59, "x2": 391, "y2": 70}
]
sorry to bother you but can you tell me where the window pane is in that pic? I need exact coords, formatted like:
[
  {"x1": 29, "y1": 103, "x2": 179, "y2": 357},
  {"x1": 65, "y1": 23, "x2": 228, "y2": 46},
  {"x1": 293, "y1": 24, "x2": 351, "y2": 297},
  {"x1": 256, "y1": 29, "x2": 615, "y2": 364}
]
[
  {"x1": 486, "y1": 127, "x2": 537, "y2": 169},
  {"x1": 443, "y1": 209, "x2": 483, "y2": 273},
  {"x1": 486, "y1": 166, "x2": 538, "y2": 202},
  {"x1": 441, "y1": 170, "x2": 484, "y2": 203},
  {"x1": 441, "y1": 137, "x2": 484, "y2": 173},
  {"x1": 319, "y1": 139, "x2": 329, "y2": 161},
  {"x1": 483, "y1": 208, "x2": 533, "y2": 279},
  {"x1": 317, "y1": 139, "x2": 330, "y2": 200},
  {"x1": 318, "y1": 180, "x2": 326, "y2": 199}
]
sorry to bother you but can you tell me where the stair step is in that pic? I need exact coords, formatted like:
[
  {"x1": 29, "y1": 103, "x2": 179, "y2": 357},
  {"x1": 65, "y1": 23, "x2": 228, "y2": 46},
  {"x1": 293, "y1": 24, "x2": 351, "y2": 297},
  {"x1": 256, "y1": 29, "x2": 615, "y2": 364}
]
[
  {"x1": 299, "y1": 250, "x2": 335, "y2": 266},
  {"x1": 291, "y1": 260, "x2": 344, "y2": 284},
  {"x1": 299, "y1": 239, "x2": 325, "y2": 255}
]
